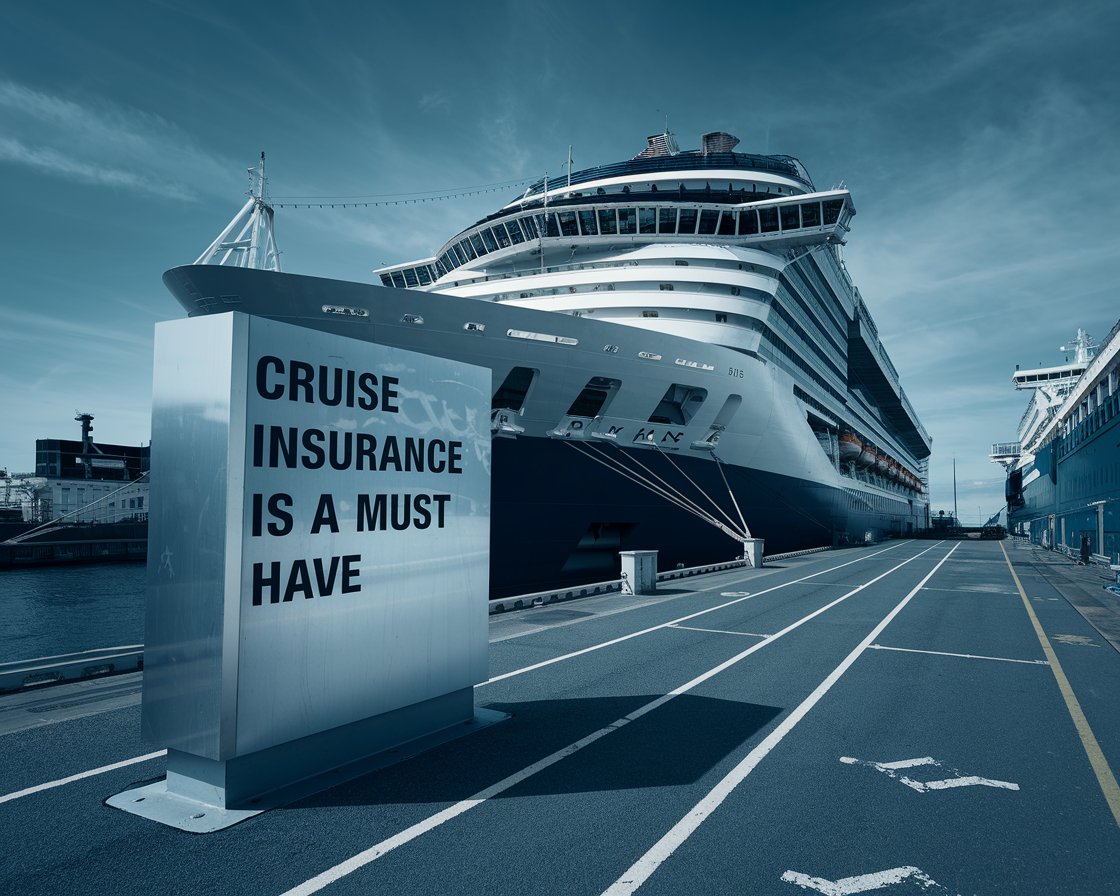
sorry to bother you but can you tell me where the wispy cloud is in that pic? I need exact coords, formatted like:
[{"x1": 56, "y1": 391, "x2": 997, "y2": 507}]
[{"x1": 0, "y1": 80, "x2": 233, "y2": 201}]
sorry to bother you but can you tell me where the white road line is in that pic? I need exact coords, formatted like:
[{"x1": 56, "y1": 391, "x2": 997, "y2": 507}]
[
  {"x1": 668, "y1": 625, "x2": 769, "y2": 638},
  {"x1": 0, "y1": 750, "x2": 167, "y2": 805},
  {"x1": 278, "y1": 543, "x2": 948, "y2": 896},
  {"x1": 867, "y1": 644, "x2": 1049, "y2": 665},
  {"x1": 598, "y1": 543, "x2": 960, "y2": 896},
  {"x1": 484, "y1": 542, "x2": 912, "y2": 685},
  {"x1": 0, "y1": 543, "x2": 921, "y2": 807}
]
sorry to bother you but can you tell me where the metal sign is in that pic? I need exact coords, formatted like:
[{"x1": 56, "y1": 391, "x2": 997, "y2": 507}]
[{"x1": 142, "y1": 312, "x2": 490, "y2": 760}]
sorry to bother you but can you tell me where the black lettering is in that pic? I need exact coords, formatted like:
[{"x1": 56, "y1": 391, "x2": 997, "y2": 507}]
[
  {"x1": 318, "y1": 365, "x2": 343, "y2": 406},
  {"x1": 449, "y1": 441, "x2": 463, "y2": 474},
  {"x1": 257, "y1": 356, "x2": 284, "y2": 400},
  {"x1": 356, "y1": 433, "x2": 377, "y2": 470},
  {"x1": 413, "y1": 493, "x2": 432, "y2": 529},
  {"x1": 313, "y1": 556, "x2": 340, "y2": 594},
  {"x1": 311, "y1": 494, "x2": 339, "y2": 534},
  {"x1": 391, "y1": 493, "x2": 411, "y2": 530},
  {"x1": 284, "y1": 559, "x2": 313, "y2": 601},
  {"x1": 270, "y1": 426, "x2": 297, "y2": 468},
  {"x1": 328, "y1": 430, "x2": 352, "y2": 470},
  {"x1": 357, "y1": 372, "x2": 378, "y2": 410},
  {"x1": 380, "y1": 435, "x2": 401, "y2": 471},
  {"x1": 342, "y1": 554, "x2": 361, "y2": 593},
  {"x1": 433, "y1": 493, "x2": 451, "y2": 528},
  {"x1": 405, "y1": 437, "x2": 424, "y2": 471},
  {"x1": 661, "y1": 431, "x2": 683, "y2": 444},
  {"x1": 301, "y1": 428, "x2": 325, "y2": 469},
  {"x1": 427, "y1": 439, "x2": 446, "y2": 473},
  {"x1": 252, "y1": 424, "x2": 264, "y2": 467},
  {"x1": 357, "y1": 493, "x2": 387, "y2": 531},
  {"x1": 290, "y1": 360, "x2": 314, "y2": 403},
  {"x1": 268, "y1": 493, "x2": 293, "y2": 536},
  {"x1": 252, "y1": 561, "x2": 281, "y2": 605},
  {"x1": 382, "y1": 375, "x2": 400, "y2": 412},
  {"x1": 251, "y1": 493, "x2": 263, "y2": 537}
]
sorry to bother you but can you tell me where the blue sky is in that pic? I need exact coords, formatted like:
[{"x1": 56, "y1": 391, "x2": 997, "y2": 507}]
[{"x1": 1, "y1": 0, "x2": 1117, "y2": 524}]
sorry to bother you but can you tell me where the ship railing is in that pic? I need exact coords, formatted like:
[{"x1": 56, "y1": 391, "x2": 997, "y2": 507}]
[{"x1": 990, "y1": 441, "x2": 1021, "y2": 456}]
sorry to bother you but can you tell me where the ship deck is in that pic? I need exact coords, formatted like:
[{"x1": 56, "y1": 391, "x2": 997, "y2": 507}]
[{"x1": 3, "y1": 539, "x2": 1120, "y2": 895}]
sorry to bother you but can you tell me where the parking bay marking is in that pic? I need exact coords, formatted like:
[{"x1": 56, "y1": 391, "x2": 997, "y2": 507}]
[
  {"x1": 781, "y1": 865, "x2": 958, "y2": 894},
  {"x1": 839, "y1": 756, "x2": 1019, "y2": 793}
]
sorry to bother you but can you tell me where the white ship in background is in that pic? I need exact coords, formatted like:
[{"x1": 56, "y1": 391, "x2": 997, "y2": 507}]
[{"x1": 166, "y1": 131, "x2": 932, "y2": 596}]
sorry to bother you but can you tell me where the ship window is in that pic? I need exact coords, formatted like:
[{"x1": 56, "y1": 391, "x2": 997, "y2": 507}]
[
  {"x1": 717, "y1": 211, "x2": 736, "y2": 235},
  {"x1": 494, "y1": 224, "x2": 512, "y2": 248},
  {"x1": 639, "y1": 208, "x2": 657, "y2": 234},
  {"x1": 801, "y1": 202, "x2": 821, "y2": 227},
  {"x1": 759, "y1": 207, "x2": 779, "y2": 232},
  {"x1": 598, "y1": 208, "x2": 618, "y2": 234},
  {"x1": 780, "y1": 205, "x2": 800, "y2": 230},
  {"x1": 578, "y1": 210, "x2": 598, "y2": 235},
  {"x1": 823, "y1": 199, "x2": 844, "y2": 225},
  {"x1": 649, "y1": 383, "x2": 708, "y2": 425},
  {"x1": 481, "y1": 228, "x2": 499, "y2": 252},
  {"x1": 380, "y1": 274, "x2": 393, "y2": 287},
  {"x1": 545, "y1": 214, "x2": 560, "y2": 237},
  {"x1": 403, "y1": 268, "x2": 419, "y2": 287},
  {"x1": 469, "y1": 234, "x2": 486, "y2": 256},
  {"x1": 619, "y1": 208, "x2": 637, "y2": 234},
  {"x1": 391, "y1": 272, "x2": 406, "y2": 288},
  {"x1": 454, "y1": 242, "x2": 470, "y2": 263},
  {"x1": 715, "y1": 313, "x2": 727, "y2": 323},
  {"x1": 567, "y1": 376, "x2": 621, "y2": 417},
  {"x1": 558, "y1": 211, "x2": 579, "y2": 236},
  {"x1": 417, "y1": 266, "x2": 432, "y2": 286},
  {"x1": 506, "y1": 219, "x2": 525, "y2": 243},
  {"x1": 678, "y1": 209, "x2": 698, "y2": 233},
  {"x1": 643, "y1": 310, "x2": 659, "y2": 317},
  {"x1": 659, "y1": 283, "x2": 674, "y2": 290},
  {"x1": 698, "y1": 209, "x2": 719, "y2": 234},
  {"x1": 521, "y1": 215, "x2": 539, "y2": 239},
  {"x1": 659, "y1": 208, "x2": 678, "y2": 233},
  {"x1": 739, "y1": 210, "x2": 759, "y2": 235},
  {"x1": 493, "y1": 366, "x2": 538, "y2": 414}
]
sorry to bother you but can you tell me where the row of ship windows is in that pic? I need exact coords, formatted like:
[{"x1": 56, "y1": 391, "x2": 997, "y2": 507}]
[
  {"x1": 380, "y1": 199, "x2": 847, "y2": 289},
  {"x1": 1058, "y1": 389, "x2": 1119, "y2": 456},
  {"x1": 494, "y1": 366, "x2": 733, "y2": 429}
]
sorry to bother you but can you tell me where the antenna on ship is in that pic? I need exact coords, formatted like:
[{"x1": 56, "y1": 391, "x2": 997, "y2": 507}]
[{"x1": 195, "y1": 152, "x2": 281, "y2": 271}]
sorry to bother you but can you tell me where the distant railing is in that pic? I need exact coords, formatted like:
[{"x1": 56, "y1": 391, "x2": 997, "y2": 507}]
[{"x1": 990, "y1": 442, "x2": 1021, "y2": 456}]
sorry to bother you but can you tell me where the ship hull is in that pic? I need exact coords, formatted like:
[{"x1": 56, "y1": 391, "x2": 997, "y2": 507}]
[{"x1": 165, "y1": 265, "x2": 926, "y2": 596}]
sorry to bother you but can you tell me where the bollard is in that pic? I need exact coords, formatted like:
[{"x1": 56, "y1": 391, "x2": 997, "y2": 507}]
[{"x1": 742, "y1": 538, "x2": 764, "y2": 568}]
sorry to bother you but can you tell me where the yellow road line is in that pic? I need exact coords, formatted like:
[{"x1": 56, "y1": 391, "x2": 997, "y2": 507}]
[{"x1": 1000, "y1": 541, "x2": 1120, "y2": 828}]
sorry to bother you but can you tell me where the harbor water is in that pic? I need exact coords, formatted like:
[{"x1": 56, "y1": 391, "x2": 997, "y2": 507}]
[{"x1": 0, "y1": 562, "x2": 146, "y2": 663}]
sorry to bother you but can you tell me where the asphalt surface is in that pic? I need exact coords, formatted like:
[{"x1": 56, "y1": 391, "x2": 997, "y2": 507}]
[{"x1": 2, "y1": 538, "x2": 1119, "y2": 896}]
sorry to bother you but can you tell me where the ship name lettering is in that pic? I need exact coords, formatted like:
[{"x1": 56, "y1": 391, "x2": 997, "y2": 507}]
[{"x1": 729, "y1": 367, "x2": 744, "y2": 378}]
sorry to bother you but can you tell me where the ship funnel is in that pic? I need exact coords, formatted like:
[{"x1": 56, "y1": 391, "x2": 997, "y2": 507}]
[{"x1": 701, "y1": 131, "x2": 740, "y2": 154}]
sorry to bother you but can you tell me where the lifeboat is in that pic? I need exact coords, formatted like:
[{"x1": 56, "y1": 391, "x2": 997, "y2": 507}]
[
  {"x1": 874, "y1": 451, "x2": 890, "y2": 475},
  {"x1": 839, "y1": 432, "x2": 863, "y2": 463},
  {"x1": 857, "y1": 443, "x2": 877, "y2": 468}
]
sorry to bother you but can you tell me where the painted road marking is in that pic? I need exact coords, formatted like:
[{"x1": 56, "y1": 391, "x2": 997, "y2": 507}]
[
  {"x1": 597, "y1": 545, "x2": 961, "y2": 896},
  {"x1": 781, "y1": 865, "x2": 957, "y2": 894},
  {"x1": 720, "y1": 591, "x2": 751, "y2": 597},
  {"x1": 0, "y1": 750, "x2": 167, "y2": 805},
  {"x1": 667, "y1": 624, "x2": 769, "y2": 638},
  {"x1": 839, "y1": 756, "x2": 1019, "y2": 793},
  {"x1": 867, "y1": 644, "x2": 1048, "y2": 665},
  {"x1": 279, "y1": 545, "x2": 949, "y2": 896},
  {"x1": 1052, "y1": 634, "x2": 1100, "y2": 648},
  {"x1": 485, "y1": 542, "x2": 914, "y2": 685},
  {"x1": 1000, "y1": 541, "x2": 1120, "y2": 828}
]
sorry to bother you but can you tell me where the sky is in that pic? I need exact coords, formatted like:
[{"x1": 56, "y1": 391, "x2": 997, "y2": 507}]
[{"x1": 1, "y1": 0, "x2": 1117, "y2": 525}]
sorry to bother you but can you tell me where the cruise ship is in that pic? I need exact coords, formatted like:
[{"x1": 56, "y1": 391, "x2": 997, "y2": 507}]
[
  {"x1": 992, "y1": 322, "x2": 1120, "y2": 560},
  {"x1": 165, "y1": 132, "x2": 932, "y2": 596}
]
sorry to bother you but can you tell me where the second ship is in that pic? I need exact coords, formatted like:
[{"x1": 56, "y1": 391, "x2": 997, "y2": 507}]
[{"x1": 165, "y1": 129, "x2": 932, "y2": 596}]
